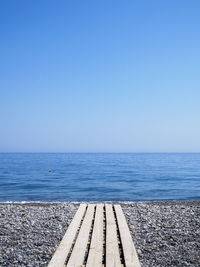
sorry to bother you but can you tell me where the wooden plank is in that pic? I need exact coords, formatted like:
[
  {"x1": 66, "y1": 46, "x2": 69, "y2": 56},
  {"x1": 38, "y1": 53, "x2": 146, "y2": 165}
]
[
  {"x1": 47, "y1": 203, "x2": 87, "y2": 267},
  {"x1": 67, "y1": 204, "x2": 95, "y2": 267},
  {"x1": 114, "y1": 205, "x2": 141, "y2": 267},
  {"x1": 105, "y1": 204, "x2": 121, "y2": 267},
  {"x1": 86, "y1": 204, "x2": 104, "y2": 267}
]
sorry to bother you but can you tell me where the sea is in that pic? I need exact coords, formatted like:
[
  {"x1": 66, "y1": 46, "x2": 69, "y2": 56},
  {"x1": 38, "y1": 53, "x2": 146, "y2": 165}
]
[{"x1": 0, "y1": 153, "x2": 200, "y2": 202}]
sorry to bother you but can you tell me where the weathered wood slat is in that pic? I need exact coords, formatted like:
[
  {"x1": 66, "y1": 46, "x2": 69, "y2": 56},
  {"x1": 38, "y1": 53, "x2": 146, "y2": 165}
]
[
  {"x1": 47, "y1": 203, "x2": 87, "y2": 267},
  {"x1": 105, "y1": 204, "x2": 121, "y2": 267},
  {"x1": 48, "y1": 203, "x2": 141, "y2": 267},
  {"x1": 86, "y1": 204, "x2": 104, "y2": 267},
  {"x1": 67, "y1": 204, "x2": 95, "y2": 267},
  {"x1": 114, "y1": 205, "x2": 141, "y2": 267}
]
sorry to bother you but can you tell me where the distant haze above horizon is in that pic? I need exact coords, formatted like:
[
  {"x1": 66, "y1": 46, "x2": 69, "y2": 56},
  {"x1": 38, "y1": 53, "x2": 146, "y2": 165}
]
[{"x1": 1, "y1": 0, "x2": 200, "y2": 153}]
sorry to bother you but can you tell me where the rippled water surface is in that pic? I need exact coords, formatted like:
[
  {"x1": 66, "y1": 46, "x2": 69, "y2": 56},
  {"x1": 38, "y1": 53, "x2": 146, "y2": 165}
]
[{"x1": 0, "y1": 153, "x2": 200, "y2": 202}]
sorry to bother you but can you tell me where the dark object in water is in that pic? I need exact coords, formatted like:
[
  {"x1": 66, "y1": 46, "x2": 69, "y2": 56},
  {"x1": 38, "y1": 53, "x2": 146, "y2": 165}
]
[{"x1": 48, "y1": 169, "x2": 52, "y2": 172}]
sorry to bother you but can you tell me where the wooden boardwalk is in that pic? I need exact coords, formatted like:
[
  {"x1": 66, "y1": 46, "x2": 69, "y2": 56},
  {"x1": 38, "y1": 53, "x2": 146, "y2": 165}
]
[{"x1": 48, "y1": 204, "x2": 141, "y2": 267}]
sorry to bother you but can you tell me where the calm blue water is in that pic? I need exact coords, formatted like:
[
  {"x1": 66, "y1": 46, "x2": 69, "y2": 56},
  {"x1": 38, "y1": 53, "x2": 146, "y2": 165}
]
[{"x1": 0, "y1": 153, "x2": 200, "y2": 202}]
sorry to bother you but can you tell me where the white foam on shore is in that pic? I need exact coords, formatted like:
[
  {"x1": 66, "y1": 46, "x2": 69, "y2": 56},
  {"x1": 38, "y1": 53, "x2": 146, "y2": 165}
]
[{"x1": 1, "y1": 199, "x2": 199, "y2": 205}]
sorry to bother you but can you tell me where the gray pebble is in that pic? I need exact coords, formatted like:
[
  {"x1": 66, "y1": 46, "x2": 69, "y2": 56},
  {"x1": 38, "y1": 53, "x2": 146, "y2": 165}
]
[
  {"x1": 0, "y1": 202, "x2": 78, "y2": 267},
  {"x1": 122, "y1": 201, "x2": 200, "y2": 267}
]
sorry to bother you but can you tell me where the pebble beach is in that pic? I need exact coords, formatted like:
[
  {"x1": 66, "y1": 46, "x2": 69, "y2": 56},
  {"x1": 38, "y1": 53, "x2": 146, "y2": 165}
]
[
  {"x1": 0, "y1": 201, "x2": 199, "y2": 267},
  {"x1": 122, "y1": 201, "x2": 200, "y2": 267}
]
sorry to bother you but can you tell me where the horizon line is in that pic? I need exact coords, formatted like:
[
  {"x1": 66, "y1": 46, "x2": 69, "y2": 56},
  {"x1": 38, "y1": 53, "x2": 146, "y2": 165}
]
[{"x1": 0, "y1": 152, "x2": 200, "y2": 154}]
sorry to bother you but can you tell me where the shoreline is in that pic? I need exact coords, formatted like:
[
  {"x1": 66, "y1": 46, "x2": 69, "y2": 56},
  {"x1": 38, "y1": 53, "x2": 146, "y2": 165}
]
[
  {"x1": 1, "y1": 199, "x2": 200, "y2": 204},
  {"x1": 0, "y1": 201, "x2": 199, "y2": 266}
]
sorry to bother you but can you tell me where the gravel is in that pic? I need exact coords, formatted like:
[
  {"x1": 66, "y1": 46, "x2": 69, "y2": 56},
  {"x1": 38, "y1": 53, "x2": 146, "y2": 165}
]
[
  {"x1": 0, "y1": 201, "x2": 199, "y2": 267},
  {"x1": 122, "y1": 201, "x2": 200, "y2": 267},
  {"x1": 0, "y1": 202, "x2": 78, "y2": 267}
]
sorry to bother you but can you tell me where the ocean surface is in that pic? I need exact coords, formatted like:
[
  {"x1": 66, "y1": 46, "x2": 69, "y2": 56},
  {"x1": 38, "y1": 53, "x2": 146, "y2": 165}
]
[{"x1": 0, "y1": 153, "x2": 200, "y2": 202}]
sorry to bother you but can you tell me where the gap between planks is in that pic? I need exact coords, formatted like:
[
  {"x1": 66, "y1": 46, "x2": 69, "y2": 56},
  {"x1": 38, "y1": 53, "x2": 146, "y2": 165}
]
[{"x1": 48, "y1": 203, "x2": 141, "y2": 267}]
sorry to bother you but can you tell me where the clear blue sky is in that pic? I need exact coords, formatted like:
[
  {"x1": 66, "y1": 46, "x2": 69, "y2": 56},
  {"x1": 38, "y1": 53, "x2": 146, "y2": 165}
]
[{"x1": 1, "y1": 0, "x2": 200, "y2": 152}]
